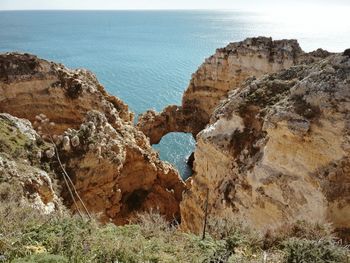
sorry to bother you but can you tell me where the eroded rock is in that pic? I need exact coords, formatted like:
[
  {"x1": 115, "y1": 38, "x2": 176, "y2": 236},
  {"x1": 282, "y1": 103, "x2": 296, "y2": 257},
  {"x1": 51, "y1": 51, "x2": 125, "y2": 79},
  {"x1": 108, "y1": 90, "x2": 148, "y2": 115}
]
[
  {"x1": 0, "y1": 53, "x2": 186, "y2": 224},
  {"x1": 0, "y1": 52, "x2": 133, "y2": 135},
  {"x1": 56, "y1": 111, "x2": 185, "y2": 224},
  {"x1": 137, "y1": 37, "x2": 331, "y2": 144},
  {"x1": 180, "y1": 53, "x2": 350, "y2": 235},
  {"x1": 0, "y1": 113, "x2": 61, "y2": 213}
]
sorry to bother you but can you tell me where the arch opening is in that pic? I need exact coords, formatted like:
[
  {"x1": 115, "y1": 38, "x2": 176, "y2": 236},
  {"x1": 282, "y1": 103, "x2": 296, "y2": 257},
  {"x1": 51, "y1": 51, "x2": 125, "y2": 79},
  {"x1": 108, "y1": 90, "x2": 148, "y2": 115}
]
[{"x1": 153, "y1": 132, "x2": 195, "y2": 180}]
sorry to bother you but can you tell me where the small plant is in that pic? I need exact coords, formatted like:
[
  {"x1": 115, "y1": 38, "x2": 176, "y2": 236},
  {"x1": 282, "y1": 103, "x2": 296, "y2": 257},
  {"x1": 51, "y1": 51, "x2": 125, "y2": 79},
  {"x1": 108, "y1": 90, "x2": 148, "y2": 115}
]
[
  {"x1": 263, "y1": 220, "x2": 336, "y2": 249},
  {"x1": 283, "y1": 238, "x2": 349, "y2": 263},
  {"x1": 133, "y1": 209, "x2": 172, "y2": 238},
  {"x1": 12, "y1": 254, "x2": 68, "y2": 263}
]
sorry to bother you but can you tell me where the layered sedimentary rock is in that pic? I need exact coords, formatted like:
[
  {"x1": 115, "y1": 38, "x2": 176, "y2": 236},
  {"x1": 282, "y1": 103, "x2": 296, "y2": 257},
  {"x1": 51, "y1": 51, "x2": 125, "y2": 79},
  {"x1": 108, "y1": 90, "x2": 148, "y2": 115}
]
[
  {"x1": 181, "y1": 52, "x2": 350, "y2": 234},
  {"x1": 0, "y1": 113, "x2": 61, "y2": 213},
  {"x1": 0, "y1": 52, "x2": 133, "y2": 135},
  {"x1": 138, "y1": 37, "x2": 330, "y2": 144},
  {"x1": 0, "y1": 53, "x2": 185, "y2": 223}
]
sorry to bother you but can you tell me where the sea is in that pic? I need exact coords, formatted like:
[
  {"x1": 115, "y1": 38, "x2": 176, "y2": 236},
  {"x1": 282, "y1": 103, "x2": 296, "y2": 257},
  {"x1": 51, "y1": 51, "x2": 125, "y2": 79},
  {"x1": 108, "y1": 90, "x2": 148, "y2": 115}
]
[{"x1": 0, "y1": 10, "x2": 349, "y2": 179}]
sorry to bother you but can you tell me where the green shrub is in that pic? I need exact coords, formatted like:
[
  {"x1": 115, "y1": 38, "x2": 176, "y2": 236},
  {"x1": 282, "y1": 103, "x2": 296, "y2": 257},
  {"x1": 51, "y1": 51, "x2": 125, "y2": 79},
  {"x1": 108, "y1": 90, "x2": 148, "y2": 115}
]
[
  {"x1": 283, "y1": 238, "x2": 349, "y2": 263},
  {"x1": 1, "y1": 184, "x2": 349, "y2": 263},
  {"x1": 12, "y1": 254, "x2": 68, "y2": 263},
  {"x1": 263, "y1": 220, "x2": 335, "y2": 249}
]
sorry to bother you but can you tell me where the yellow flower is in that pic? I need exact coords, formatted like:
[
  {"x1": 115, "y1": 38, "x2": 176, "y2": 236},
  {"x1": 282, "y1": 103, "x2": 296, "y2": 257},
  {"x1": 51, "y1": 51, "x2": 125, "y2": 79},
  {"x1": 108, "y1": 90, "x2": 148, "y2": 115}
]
[{"x1": 24, "y1": 245, "x2": 47, "y2": 254}]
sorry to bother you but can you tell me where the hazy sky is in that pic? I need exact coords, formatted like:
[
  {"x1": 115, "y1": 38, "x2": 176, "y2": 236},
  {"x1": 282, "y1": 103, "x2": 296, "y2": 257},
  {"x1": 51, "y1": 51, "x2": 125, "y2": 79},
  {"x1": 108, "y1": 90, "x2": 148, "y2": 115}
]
[{"x1": 0, "y1": 0, "x2": 349, "y2": 10}]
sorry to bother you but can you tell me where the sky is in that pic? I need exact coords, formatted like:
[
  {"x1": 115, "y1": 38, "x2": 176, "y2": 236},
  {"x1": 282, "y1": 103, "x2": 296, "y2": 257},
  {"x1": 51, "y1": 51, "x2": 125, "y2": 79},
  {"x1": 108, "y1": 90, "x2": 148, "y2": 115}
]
[{"x1": 0, "y1": 0, "x2": 349, "y2": 11}]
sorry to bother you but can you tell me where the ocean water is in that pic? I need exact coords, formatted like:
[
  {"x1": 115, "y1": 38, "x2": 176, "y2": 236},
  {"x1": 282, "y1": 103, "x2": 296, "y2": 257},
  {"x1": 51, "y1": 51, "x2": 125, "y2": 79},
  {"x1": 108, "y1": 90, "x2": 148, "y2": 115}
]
[{"x1": 0, "y1": 10, "x2": 349, "y2": 179}]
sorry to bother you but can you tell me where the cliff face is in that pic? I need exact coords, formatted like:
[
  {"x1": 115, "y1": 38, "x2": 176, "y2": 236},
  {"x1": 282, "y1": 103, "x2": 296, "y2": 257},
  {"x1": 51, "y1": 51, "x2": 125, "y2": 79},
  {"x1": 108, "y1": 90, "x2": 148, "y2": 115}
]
[
  {"x1": 2, "y1": 42, "x2": 348, "y2": 235},
  {"x1": 0, "y1": 53, "x2": 133, "y2": 135},
  {"x1": 0, "y1": 53, "x2": 185, "y2": 223},
  {"x1": 56, "y1": 111, "x2": 184, "y2": 224},
  {"x1": 180, "y1": 52, "x2": 350, "y2": 234},
  {"x1": 0, "y1": 113, "x2": 61, "y2": 213},
  {"x1": 137, "y1": 37, "x2": 330, "y2": 144}
]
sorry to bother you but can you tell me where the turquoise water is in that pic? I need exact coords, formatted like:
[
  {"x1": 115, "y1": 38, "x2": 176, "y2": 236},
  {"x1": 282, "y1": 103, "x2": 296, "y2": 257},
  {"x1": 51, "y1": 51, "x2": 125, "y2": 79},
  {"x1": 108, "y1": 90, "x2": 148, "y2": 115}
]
[{"x1": 0, "y1": 10, "x2": 349, "y2": 179}]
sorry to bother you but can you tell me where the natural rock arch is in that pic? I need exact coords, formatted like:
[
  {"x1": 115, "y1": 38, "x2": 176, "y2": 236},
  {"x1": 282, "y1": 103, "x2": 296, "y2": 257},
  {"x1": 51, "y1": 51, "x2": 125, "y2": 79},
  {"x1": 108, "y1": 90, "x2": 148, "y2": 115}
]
[{"x1": 137, "y1": 37, "x2": 330, "y2": 145}]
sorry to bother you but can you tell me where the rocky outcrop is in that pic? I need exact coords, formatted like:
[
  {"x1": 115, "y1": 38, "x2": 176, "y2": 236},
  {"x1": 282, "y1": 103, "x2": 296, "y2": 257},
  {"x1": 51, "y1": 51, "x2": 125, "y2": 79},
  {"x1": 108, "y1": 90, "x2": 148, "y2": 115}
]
[
  {"x1": 0, "y1": 53, "x2": 185, "y2": 223},
  {"x1": 55, "y1": 111, "x2": 184, "y2": 224},
  {"x1": 0, "y1": 53, "x2": 133, "y2": 135},
  {"x1": 137, "y1": 37, "x2": 331, "y2": 144},
  {"x1": 180, "y1": 52, "x2": 350, "y2": 234},
  {"x1": 137, "y1": 105, "x2": 194, "y2": 145},
  {"x1": 0, "y1": 113, "x2": 61, "y2": 213}
]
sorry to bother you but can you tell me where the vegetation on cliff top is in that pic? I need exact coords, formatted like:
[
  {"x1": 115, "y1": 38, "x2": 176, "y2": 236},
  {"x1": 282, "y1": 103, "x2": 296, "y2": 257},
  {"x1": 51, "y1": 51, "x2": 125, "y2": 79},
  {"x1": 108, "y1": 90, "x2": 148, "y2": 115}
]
[{"x1": 0, "y1": 184, "x2": 348, "y2": 263}]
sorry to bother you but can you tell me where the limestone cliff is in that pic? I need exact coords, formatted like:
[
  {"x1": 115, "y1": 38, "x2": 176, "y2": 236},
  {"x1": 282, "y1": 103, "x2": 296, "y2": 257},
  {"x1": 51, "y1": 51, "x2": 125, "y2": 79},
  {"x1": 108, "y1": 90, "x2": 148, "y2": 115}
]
[
  {"x1": 55, "y1": 111, "x2": 184, "y2": 224},
  {"x1": 180, "y1": 51, "x2": 350, "y2": 234},
  {"x1": 137, "y1": 37, "x2": 330, "y2": 144},
  {"x1": 0, "y1": 53, "x2": 185, "y2": 223},
  {"x1": 0, "y1": 53, "x2": 133, "y2": 135},
  {"x1": 0, "y1": 113, "x2": 61, "y2": 213}
]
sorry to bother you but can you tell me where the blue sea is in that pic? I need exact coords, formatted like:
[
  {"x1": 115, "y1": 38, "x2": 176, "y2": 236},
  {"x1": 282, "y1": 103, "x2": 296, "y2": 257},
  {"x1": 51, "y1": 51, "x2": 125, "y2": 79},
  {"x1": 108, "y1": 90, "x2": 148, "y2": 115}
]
[{"x1": 0, "y1": 10, "x2": 349, "y2": 179}]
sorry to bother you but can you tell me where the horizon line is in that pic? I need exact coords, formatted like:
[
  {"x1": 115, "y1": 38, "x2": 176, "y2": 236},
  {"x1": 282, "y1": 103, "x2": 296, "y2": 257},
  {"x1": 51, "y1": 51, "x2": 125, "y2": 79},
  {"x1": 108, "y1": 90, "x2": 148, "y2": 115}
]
[{"x1": 0, "y1": 8, "x2": 247, "y2": 12}]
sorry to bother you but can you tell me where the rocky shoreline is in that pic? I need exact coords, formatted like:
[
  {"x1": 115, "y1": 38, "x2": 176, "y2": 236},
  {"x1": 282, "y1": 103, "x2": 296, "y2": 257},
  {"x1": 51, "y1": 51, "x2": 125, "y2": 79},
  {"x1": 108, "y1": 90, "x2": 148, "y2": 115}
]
[{"x1": 0, "y1": 37, "x2": 349, "y2": 239}]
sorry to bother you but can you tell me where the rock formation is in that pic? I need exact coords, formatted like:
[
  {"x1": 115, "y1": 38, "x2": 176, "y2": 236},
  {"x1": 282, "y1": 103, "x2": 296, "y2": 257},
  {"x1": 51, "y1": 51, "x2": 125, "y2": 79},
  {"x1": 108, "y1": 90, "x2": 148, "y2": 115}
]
[
  {"x1": 180, "y1": 51, "x2": 350, "y2": 234},
  {"x1": 0, "y1": 53, "x2": 185, "y2": 223},
  {"x1": 56, "y1": 111, "x2": 184, "y2": 224},
  {"x1": 137, "y1": 37, "x2": 330, "y2": 144},
  {"x1": 1, "y1": 39, "x2": 349, "y2": 237},
  {"x1": 0, "y1": 113, "x2": 61, "y2": 213},
  {"x1": 0, "y1": 52, "x2": 133, "y2": 135}
]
